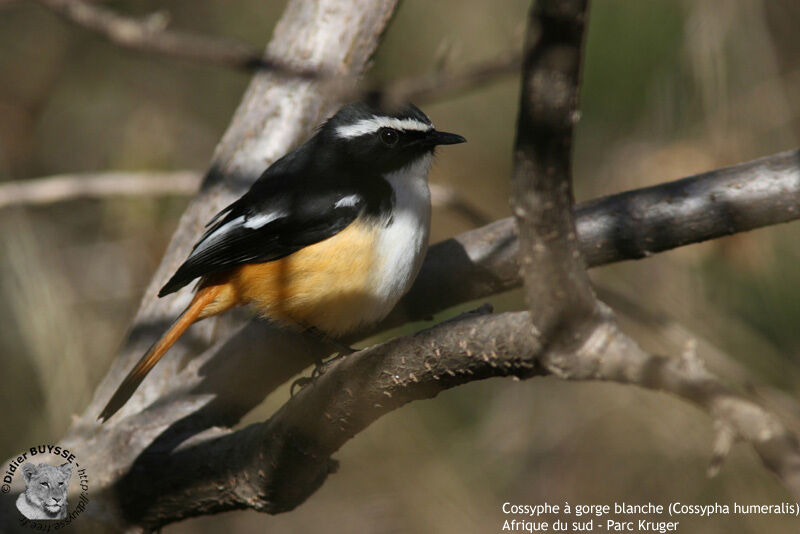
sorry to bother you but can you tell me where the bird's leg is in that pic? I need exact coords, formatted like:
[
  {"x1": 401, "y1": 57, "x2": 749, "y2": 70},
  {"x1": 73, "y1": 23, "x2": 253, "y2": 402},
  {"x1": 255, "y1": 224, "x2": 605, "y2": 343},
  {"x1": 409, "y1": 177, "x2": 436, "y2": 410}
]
[
  {"x1": 290, "y1": 325, "x2": 355, "y2": 396},
  {"x1": 301, "y1": 325, "x2": 355, "y2": 357},
  {"x1": 305, "y1": 325, "x2": 355, "y2": 377},
  {"x1": 310, "y1": 351, "x2": 349, "y2": 378}
]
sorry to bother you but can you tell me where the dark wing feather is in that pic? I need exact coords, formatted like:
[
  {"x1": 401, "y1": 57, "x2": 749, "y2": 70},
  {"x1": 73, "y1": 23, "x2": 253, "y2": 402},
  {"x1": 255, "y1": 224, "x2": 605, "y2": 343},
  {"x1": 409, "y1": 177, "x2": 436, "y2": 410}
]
[{"x1": 159, "y1": 174, "x2": 366, "y2": 297}]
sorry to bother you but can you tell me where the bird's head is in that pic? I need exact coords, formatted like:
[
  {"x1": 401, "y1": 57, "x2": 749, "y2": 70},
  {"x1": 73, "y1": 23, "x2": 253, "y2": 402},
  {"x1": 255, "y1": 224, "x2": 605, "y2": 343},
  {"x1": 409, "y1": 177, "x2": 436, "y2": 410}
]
[{"x1": 321, "y1": 102, "x2": 466, "y2": 174}]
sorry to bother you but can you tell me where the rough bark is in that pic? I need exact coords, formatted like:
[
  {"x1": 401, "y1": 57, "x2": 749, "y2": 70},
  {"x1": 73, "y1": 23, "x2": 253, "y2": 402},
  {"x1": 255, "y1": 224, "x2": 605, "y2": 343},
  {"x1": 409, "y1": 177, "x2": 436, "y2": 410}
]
[
  {"x1": 1, "y1": 0, "x2": 400, "y2": 531},
  {"x1": 3, "y1": 0, "x2": 800, "y2": 531}
]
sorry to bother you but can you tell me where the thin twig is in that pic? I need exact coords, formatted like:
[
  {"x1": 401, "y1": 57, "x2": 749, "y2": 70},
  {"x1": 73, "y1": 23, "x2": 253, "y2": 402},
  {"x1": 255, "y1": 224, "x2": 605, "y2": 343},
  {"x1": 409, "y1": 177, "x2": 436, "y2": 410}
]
[
  {"x1": 0, "y1": 171, "x2": 492, "y2": 226},
  {"x1": 28, "y1": 0, "x2": 522, "y2": 102},
  {"x1": 0, "y1": 170, "x2": 200, "y2": 209},
  {"x1": 30, "y1": 0, "x2": 325, "y2": 76},
  {"x1": 364, "y1": 50, "x2": 523, "y2": 107}
]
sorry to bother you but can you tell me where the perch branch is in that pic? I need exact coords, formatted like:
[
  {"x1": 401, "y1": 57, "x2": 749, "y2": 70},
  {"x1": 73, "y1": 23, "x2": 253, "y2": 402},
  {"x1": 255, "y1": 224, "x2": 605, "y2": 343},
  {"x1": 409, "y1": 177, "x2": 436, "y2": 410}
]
[
  {"x1": 1, "y1": 0, "x2": 797, "y2": 530},
  {"x1": 112, "y1": 307, "x2": 800, "y2": 527},
  {"x1": 11, "y1": 0, "x2": 404, "y2": 530}
]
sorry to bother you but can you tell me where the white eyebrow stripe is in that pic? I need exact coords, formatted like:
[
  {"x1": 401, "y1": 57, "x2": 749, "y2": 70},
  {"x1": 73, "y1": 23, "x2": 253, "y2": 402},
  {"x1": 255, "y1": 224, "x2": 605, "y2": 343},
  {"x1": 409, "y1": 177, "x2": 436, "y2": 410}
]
[
  {"x1": 335, "y1": 116, "x2": 433, "y2": 139},
  {"x1": 334, "y1": 194, "x2": 361, "y2": 208}
]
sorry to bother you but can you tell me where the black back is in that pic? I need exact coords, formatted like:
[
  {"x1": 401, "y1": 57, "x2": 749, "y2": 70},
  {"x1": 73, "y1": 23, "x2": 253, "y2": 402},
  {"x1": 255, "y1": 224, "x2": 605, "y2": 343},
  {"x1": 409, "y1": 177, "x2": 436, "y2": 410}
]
[{"x1": 157, "y1": 103, "x2": 431, "y2": 296}]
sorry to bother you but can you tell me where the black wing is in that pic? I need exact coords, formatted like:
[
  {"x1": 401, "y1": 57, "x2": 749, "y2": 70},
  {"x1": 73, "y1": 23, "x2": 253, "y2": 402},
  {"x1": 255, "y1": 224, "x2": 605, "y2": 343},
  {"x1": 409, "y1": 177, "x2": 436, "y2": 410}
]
[{"x1": 158, "y1": 172, "x2": 367, "y2": 297}]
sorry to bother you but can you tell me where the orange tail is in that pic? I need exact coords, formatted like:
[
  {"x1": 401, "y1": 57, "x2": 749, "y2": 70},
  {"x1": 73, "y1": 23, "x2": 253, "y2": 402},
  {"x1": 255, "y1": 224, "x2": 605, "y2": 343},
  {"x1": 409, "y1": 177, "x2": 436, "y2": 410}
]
[{"x1": 98, "y1": 285, "x2": 221, "y2": 422}]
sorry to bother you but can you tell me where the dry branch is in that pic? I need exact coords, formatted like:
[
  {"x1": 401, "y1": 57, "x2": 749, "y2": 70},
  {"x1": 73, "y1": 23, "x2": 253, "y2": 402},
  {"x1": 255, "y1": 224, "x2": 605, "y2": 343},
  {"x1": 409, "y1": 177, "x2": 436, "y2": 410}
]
[
  {"x1": 1, "y1": 0, "x2": 402, "y2": 530},
  {"x1": 364, "y1": 50, "x2": 523, "y2": 107},
  {"x1": 398, "y1": 146, "x2": 800, "y2": 325},
  {"x1": 1, "y1": 0, "x2": 799, "y2": 531},
  {"x1": 27, "y1": 0, "x2": 523, "y2": 99},
  {"x1": 1, "y1": 147, "x2": 797, "y2": 529},
  {"x1": 503, "y1": 0, "x2": 800, "y2": 501},
  {"x1": 510, "y1": 0, "x2": 596, "y2": 345},
  {"x1": 102, "y1": 307, "x2": 800, "y2": 527},
  {"x1": 0, "y1": 170, "x2": 491, "y2": 225},
  {"x1": 3, "y1": 148, "x2": 797, "y2": 245},
  {"x1": 0, "y1": 170, "x2": 200, "y2": 209},
  {"x1": 31, "y1": 0, "x2": 325, "y2": 75}
]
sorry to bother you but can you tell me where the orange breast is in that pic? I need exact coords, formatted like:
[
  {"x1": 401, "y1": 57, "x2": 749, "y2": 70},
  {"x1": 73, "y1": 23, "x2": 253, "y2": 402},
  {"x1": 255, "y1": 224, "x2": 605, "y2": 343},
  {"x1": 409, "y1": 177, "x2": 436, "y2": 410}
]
[{"x1": 225, "y1": 218, "x2": 383, "y2": 335}]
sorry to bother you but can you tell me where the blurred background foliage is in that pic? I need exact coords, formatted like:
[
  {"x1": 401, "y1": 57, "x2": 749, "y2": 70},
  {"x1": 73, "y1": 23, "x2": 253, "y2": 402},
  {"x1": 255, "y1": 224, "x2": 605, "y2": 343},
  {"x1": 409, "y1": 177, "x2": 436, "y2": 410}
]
[{"x1": 1, "y1": 0, "x2": 800, "y2": 532}]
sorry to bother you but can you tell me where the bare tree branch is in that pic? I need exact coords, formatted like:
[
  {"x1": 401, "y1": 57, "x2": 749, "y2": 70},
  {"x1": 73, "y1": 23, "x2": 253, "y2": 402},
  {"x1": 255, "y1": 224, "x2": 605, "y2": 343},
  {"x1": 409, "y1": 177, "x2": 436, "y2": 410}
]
[
  {"x1": 0, "y1": 170, "x2": 200, "y2": 209},
  {"x1": 509, "y1": 0, "x2": 598, "y2": 364},
  {"x1": 2, "y1": 0, "x2": 799, "y2": 531},
  {"x1": 102, "y1": 306, "x2": 800, "y2": 528},
  {"x1": 501, "y1": 0, "x2": 800, "y2": 501},
  {"x1": 398, "y1": 146, "x2": 800, "y2": 326},
  {"x1": 3, "y1": 147, "x2": 797, "y2": 250},
  {"x1": 365, "y1": 49, "x2": 523, "y2": 107},
  {"x1": 1, "y1": 0, "x2": 402, "y2": 529},
  {"x1": 0, "y1": 170, "x2": 491, "y2": 226},
  {"x1": 30, "y1": 0, "x2": 326, "y2": 76},
  {"x1": 26, "y1": 0, "x2": 524, "y2": 100}
]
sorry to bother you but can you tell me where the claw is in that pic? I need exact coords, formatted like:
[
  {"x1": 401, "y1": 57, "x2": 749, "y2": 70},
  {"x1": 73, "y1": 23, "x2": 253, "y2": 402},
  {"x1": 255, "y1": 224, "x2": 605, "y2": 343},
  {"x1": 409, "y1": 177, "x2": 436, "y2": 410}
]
[
  {"x1": 289, "y1": 350, "x2": 352, "y2": 397},
  {"x1": 290, "y1": 376, "x2": 313, "y2": 397}
]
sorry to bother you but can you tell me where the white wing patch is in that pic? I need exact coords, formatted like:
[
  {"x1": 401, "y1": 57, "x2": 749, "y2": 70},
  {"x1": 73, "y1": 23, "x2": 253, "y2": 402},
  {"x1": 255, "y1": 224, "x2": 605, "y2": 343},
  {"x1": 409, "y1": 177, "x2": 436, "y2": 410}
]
[
  {"x1": 334, "y1": 194, "x2": 361, "y2": 208},
  {"x1": 336, "y1": 116, "x2": 433, "y2": 139},
  {"x1": 243, "y1": 210, "x2": 287, "y2": 229},
  {"x1": 189, "y1": 208, "x2": 286, "y2": 258},
  {"x1": 191, "y1": 215, "x2": 244, "y2": 256}
]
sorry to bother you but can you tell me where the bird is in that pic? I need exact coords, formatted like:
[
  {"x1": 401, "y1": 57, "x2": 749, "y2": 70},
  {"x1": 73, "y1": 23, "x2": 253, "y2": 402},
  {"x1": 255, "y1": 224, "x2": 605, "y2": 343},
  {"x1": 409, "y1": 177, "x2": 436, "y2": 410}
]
[{"x1": 98, "y1": 101, "x2": 466, "y2": 422}]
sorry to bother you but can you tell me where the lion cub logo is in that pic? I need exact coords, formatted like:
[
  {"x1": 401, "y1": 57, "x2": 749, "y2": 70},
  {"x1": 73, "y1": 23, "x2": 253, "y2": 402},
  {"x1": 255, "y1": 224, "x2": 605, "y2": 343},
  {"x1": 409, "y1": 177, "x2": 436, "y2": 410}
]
[{"x1": 15, "y1": 462, "x2": 72, "y2": 520}]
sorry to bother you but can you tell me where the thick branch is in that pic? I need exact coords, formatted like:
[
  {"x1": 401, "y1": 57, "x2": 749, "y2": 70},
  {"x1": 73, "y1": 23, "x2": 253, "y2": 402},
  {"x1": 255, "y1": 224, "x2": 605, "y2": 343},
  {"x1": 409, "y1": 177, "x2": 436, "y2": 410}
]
[
  {"x1": 7, "y1": 0, "x2": 797, "y2": 528},
  {"x1": 397, "y1": 147, "x2": 800, "y2": 323},
  {"x1": 118, "y1": 308, "x2": 800, "y2": 527},
  {"x1": 510, "y1": 0, "x2": 595, "y2": 341},
  {"x1": 20, "y1": 0, "x2": 402, "y2": 531}
]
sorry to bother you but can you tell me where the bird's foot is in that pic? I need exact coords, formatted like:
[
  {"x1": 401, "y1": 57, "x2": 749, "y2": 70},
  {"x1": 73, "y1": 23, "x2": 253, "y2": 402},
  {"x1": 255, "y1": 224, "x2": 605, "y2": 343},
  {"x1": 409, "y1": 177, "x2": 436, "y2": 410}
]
[
  {"x1": 290, "y1": 376, "x2": 313, "y2": 397},
  {"x1": 289, "y1": 348, "x2": 355, "y2": 397},
  {"x1": 311, "y1": 350, "x2": 352, "y2": 378}
]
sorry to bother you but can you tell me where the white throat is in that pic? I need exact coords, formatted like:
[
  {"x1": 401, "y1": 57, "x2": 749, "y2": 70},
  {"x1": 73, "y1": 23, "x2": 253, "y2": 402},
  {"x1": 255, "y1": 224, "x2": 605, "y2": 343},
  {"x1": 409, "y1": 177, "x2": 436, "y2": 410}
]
[{"x1": 369, "y1": 154, "x2": 433, "y2": 318}]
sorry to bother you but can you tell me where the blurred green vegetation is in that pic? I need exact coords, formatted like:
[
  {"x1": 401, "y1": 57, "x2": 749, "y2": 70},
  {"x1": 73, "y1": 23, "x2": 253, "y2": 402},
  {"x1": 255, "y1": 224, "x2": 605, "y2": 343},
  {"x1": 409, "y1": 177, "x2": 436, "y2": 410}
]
[{"x1": 1, "y1": 1, "x2": 800, "y2": 532}]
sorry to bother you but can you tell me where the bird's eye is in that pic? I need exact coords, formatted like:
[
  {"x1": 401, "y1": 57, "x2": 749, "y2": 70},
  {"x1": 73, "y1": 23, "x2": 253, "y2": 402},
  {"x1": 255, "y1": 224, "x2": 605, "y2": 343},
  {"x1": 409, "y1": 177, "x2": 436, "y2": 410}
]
[{"x1": 378, "y1": 128, "x2": 399, "y2": 146}]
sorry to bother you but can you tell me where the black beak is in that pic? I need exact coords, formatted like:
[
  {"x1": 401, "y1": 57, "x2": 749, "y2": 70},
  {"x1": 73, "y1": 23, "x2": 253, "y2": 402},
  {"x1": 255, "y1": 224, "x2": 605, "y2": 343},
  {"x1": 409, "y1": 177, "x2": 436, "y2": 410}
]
[{"x1": 427, "y1": 130, "x2": 466, "y2": 146}]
